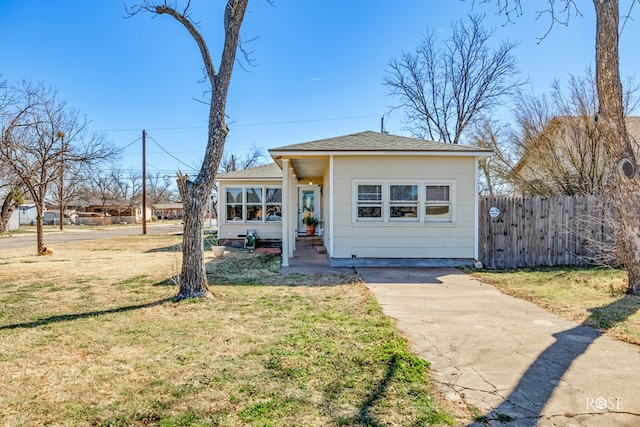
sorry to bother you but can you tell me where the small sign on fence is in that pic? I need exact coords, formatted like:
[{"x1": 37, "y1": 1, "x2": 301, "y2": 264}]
[{"x1": 488, "y1": 206, "x2": 500, "y2": 218}]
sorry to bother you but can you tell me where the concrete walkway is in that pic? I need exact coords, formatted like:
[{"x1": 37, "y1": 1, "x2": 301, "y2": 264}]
[{"x1": 359, "y1": 267, "x2": 640, "y2": 427}]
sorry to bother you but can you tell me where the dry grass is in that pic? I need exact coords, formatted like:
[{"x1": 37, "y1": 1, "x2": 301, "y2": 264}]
[
  {"x1": 0, "y1": 233, "x2": 455, "y2": 426},
  {"x1": 470, "y1": 267, "x2": 640, "y2": 345}
]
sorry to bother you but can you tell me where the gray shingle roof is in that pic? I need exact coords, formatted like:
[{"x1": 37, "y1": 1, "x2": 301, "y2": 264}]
[
  {"x1": 269, "y1": 131, "x2": 493, "y2": 153},
  {"x1": 217, "y1": 162, "x2": 282, "y2": 180}
]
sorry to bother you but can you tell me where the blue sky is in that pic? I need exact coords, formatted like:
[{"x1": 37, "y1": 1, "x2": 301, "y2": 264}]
[{"x1": 1, "y1": 1, "x2": 638, "y2": 178}]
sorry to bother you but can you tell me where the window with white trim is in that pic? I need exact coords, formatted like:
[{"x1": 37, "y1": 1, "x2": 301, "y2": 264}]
[
  {"x1": 224, "y1": 186, "x2": 282, "y2": 223},
  {"x1": 389, "y1": 184, "x2": 418, "y2": 221},
  {"x1": 226, "y1": 187, "x2": 243, "y2": 221},
  {"x1": 357, "y1": 184, "x2": 382, "y2": 220},
  {"x1": 353, "y1": 180, "x2": 455, "y2": 224},
  {"x1": 425, "y1": 185, "x2": 452, "y2": 221},
  {"x1": 265, "y1": 188, "x2": 282, "y2": 222},
  {"x1": 246, "y1": 187, "x2": 263, "y2": 221}
]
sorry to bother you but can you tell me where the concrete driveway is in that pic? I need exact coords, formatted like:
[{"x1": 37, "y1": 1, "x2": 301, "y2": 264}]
[{"x1": 358, "y1": 267, "x2": 640, "y2": 426}]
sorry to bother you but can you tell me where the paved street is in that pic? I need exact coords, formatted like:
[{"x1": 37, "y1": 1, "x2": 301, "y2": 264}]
[{"x1": 0, "y1": 222, "x2": 184, "y2": 251}]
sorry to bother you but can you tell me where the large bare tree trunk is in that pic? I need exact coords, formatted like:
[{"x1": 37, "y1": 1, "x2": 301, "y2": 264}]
[
  {"x1": 148, "y1": 1, "x2": 248, "y2": 299},
  {"x1": 0, "y1": 187, "x2": 19, "y2": 233},
  {"x1": 36, "y1": 209, "x2": 44, "y2": 255},
  {"x1": 594, "y1": 0, "x2": 640, "y2": 294},
  {"x1": 178, "y1": 180, "x2": 210, "y2": 299}
]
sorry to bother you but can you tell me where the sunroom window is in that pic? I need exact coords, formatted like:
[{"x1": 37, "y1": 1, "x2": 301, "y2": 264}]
[
  {"x1": 226, "y1": 188, "x2": 243, "y2": 221},
  {"x1": 246, "y1": 187, "x2": 263, "y2": 221},
  {"x1": 223, "y1": 186, "x2": 283, "y2": 223},
  {"x1": 265, "y1": 188, "x2": 282, "y2": 221}
]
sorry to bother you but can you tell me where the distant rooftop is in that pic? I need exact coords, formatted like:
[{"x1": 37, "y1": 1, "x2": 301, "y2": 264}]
[{"x1": 217, "y1": 162, "x2": 283, "y2": 180}]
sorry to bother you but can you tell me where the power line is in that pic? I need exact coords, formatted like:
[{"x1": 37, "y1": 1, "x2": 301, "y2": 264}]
[
  {"x1": 230, "y1": 114, "x2": 388, "y2": 127},
  {"x1": 621, "y1": 0, "x2": 637, "y2": 36},
  {"x1": 119, "y1": 136, "x2": 142, "y2": 151},
  {"x1": 91, "y1": 114, "x2": 399, "y2": 133},
  {"x1": 145, "y1": 133, "x2": 195, "y2": 170}
]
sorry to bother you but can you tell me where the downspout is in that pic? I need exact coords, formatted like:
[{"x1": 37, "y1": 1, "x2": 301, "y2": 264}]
[{"x1": 474, "y1": 156, "x2": 480, "y2": 262}]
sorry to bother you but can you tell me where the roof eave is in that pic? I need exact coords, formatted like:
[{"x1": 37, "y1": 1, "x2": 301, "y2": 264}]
[
  {"x1": 216, "y1": 176, "x2": 282, "y2": 182},
  {"x1": 269, "y1": 150, "x2": 493, "y2": 158}
]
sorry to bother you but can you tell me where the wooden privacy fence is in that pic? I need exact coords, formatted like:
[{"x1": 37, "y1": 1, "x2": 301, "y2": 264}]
[{"x1": 478, "y1": 195, "x2": 614, "y2": 269}]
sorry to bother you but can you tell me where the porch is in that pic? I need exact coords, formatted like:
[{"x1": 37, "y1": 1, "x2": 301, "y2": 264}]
[{"x1": 280, "y1": 237, "x2": 354, "y2": 275}]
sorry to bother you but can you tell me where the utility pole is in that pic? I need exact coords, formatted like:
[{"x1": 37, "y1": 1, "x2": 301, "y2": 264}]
[
  {"x1": 142, "y1": 130, "x2": 147, "y2": 235},
  {"x1": 58, "y1": 131, "x2": 65, "y2": 231}
]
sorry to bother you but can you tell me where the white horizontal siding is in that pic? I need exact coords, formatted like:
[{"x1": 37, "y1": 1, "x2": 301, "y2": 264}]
[{"x1": 331, "y1": 155, "x2": 477, "y2": 260}]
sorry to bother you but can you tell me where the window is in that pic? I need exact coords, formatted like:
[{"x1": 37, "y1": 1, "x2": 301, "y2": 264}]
[
  {"x1": 425, "y1": 185, "x2": 451, "y2": 221},
  {"x1": 353, "y1": 180, "x2": 455, "y2": 224},
  {"x1": 246, "y1": 187, "x2": 263, "y2": 221},
  {"x1": 389, "y1": 184, "x2": 418, "y2": 220},
  {"x1": 224, "y1": 186, "x2": 282, "y2": 223},
  {"x1": 226, "y1": 188, "x2": 243, "y2": 221},
  {"x1": 357, "y1": 184, "x2": 382, "y2": 220},
  {"x1": 265, "y1": 188, "x2": 282, "y2": 221}
]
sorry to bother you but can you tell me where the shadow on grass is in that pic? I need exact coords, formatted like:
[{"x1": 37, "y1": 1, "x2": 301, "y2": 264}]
[
  {"x1": 146, "y1": 244, "x2": 182, "y2": 253},
  {"x1": 154, "y1": 276, "x2": 180, "y2": 286},
  {"x1": 203, "y1": 252, "x2": 361, "y2": 287},
  {"x1": 350, "y1": 354, "x2": 398, "y2": 427},
  {"x1": 470, "y1": 295, "x2": 640, "y2": 425},
  {"x1": 0, "y1": 298, "x2": 174, "y2": 330}
]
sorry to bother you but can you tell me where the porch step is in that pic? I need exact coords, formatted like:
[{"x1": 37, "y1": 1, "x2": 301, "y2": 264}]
[{"x1": 255, "y1": 247, "x2": 281, "y2": 254}]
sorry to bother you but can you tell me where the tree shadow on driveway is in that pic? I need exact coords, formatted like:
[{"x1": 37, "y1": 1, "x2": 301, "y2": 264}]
[{"x1": 469, "y1": 296, "x2": 640, "y2": 425}]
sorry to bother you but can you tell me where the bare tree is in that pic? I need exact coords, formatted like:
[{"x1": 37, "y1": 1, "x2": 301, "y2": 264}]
[
  {"x1": 0, "y1": 77, "x2": 23, "y2": 232},
  {"x1": 0, "y1": 81, "x2": 118, "y2": 253},
  {"x1": 47, "y1": 160, "x2": 95, "y2": 220},
  {"x1": 219, "y1": 144, "x2": 266, "y2": 173},
  {"x1": 475, "y1": 0, "x2": 640, "y2": 294},
  {"x1": 0, "y1": 180, "x2": 25, "y2": 232},
  {"x1": 470, "y1": 118, "x2": 516, "y2": 195},
  {"x1": 504, "y1": 69, "x2": 640, "y2": 195},
  {"x1": 74, "y1": 171, "x2": 118, "y2": 216},
  {"x1": 384, "y1": 14, "x2": 525, "y2": 144},
  {"x1": 146, "y1": 172, "x2": 177, "y2": 204},
  {"x1": 128, "y1": 0, "x2": 249, "y2": 299},
  {"x1": 73, "y1": 169, "x2": 143, "y2": 219}
]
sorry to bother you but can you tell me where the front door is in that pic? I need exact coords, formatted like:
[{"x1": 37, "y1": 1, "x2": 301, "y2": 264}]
[{"x1": 298, "y1": 186, "x2": 320, "y2": 234}]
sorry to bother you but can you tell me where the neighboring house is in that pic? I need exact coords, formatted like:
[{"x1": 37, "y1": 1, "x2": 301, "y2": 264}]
[
  {"x1": 152, "y1": 203, "x2": 184, "y2": 220},
  {"x1": 42, "y1": 210, "x2": 78, "y2": 225},
  {"x1": 17, "y1": 203, "x2": 37, "y2": 225},
  {"x1": 68, "y1": 200, "x2": 152, "y2": 224},
  {"x1": 217, "y1": 131, "x2": 492, "y2": 267},
  {"x1": 511, "y1": 116, "x2": 640, "y2": 195}
]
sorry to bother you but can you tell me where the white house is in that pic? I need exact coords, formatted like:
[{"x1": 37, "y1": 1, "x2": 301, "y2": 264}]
[
  {"x1": 7, "y1": 209, "x2": 20, "y2": 231},
  {"x1": 17, "y1": 203, "x2": 38, "y2": 225},
  {"x1": 217, "y1": 131, "x2": 492, "y2": 267}
]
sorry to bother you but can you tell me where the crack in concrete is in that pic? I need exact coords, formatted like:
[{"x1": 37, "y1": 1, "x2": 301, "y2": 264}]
[{"x1": 541, "y1": 410, "x2": 640, "y2": 426}]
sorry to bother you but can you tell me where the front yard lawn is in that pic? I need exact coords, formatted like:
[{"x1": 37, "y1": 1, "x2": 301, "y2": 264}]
[{"x1": 0, "y1": 234, "x2": 455, "y2": 426}]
